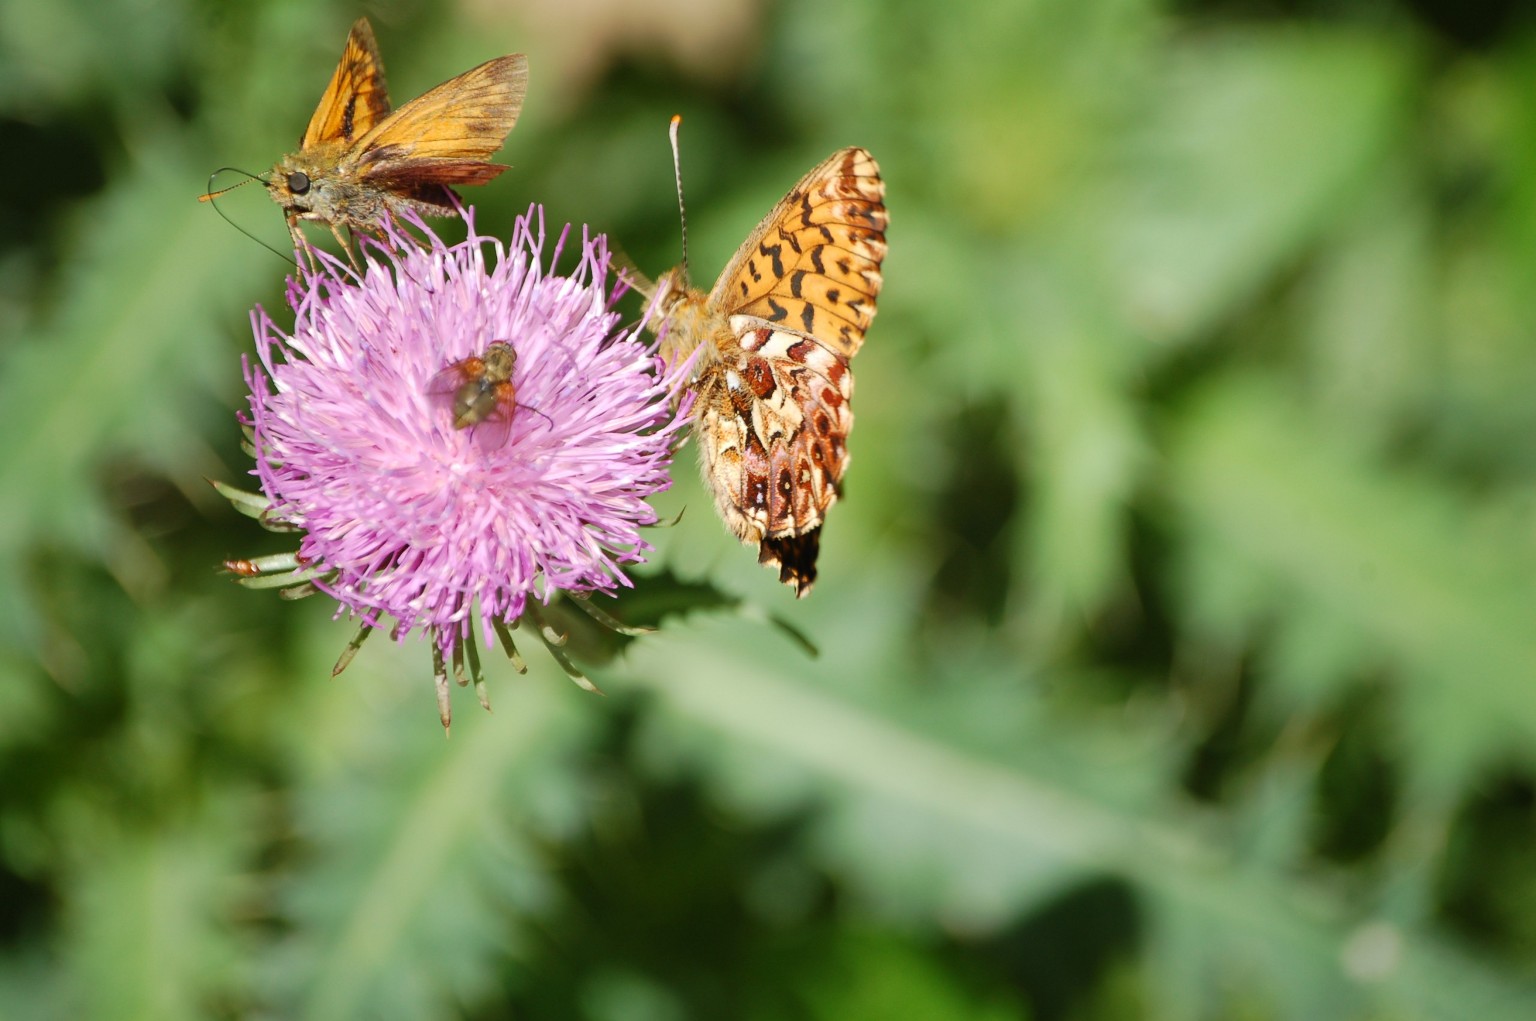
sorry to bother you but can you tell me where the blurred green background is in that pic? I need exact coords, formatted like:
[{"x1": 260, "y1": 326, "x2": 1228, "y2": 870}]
[{"x1": 4, "y1": 0, "x2": 1536, "y2": 1017}]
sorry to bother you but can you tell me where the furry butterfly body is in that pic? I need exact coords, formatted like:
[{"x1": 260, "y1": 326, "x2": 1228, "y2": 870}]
[{"x1": 261, "y1": 18, "x2": 527, "y2": 259}]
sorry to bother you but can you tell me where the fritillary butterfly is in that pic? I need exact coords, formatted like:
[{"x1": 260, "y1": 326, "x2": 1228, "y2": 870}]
[{"x1": 657, "y1": 144, "x2": 888, "y2": 596}]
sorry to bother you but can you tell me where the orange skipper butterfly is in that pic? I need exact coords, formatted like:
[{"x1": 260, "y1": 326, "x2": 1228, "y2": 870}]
[{"x1": 206, "y1": 18, "x2": 527, "y2": 263}]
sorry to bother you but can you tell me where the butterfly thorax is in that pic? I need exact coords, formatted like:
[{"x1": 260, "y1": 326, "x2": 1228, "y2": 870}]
[
  {"x1": 267, "y1": 143, "x2": 457, "y2": 234},
  {"x1": 655, "y1": 270, "x2": 732, "y2": 373}
]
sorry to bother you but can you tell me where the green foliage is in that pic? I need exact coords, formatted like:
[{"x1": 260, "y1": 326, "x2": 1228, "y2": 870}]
[
  {"x1": 2, "y1": 0, "x2": 1536, "y2": 1018},
  {"x1": 265, "y1": 673, "x2": 591, "y2": 1020}
]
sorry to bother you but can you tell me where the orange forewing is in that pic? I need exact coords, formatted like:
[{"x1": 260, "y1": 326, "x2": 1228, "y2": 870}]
[
  {"x1": 357, "y1": 56, "x2": 528, "y2": 172},
  {"x1": 299, "y1": 18, "x2": 392, "y2": 148},
  {"x1": 708, "y1": 147, "x2": 886, "y2": 359}
]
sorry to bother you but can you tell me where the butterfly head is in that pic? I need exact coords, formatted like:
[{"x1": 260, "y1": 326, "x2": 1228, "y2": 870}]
[
  {"x1": 653, "y1": 266, "x2": 714, "y2": 369},
  {"x1": 198, "y1": 168, "x2": 305, "y2": 266},
  {"x1": 266, "y1": 145, "x2": 342, "y2": 221}
]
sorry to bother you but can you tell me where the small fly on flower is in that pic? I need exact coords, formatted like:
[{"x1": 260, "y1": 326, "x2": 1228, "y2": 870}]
[{"x1": 428, "y1": 340, "x2": 522, "y2": 449}]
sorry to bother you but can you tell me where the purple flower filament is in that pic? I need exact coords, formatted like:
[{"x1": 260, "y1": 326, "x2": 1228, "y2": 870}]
[{"x1": 244, "y1": 207, "x2": 692, "y2": 665}]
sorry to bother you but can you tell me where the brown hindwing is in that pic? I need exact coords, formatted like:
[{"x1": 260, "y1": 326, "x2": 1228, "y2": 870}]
[
  {"x1": 759, "y1": 530, "x2": 821, "y2": 592},
  {"x1": 695, "y1": 323, "x2": 857, "y2": 596}
]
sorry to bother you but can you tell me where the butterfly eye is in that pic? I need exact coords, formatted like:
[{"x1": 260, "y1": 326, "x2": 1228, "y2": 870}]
[{"x1": 287, "y1": 171, "x2": 311, "y2": 195}]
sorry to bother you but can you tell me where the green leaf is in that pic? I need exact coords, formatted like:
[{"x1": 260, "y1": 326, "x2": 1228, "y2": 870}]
[
  {"x1": 58, "y1": 799, "x2": 257, "y2": 1021},
  {"x1": 797, "y1": 930, "x2": 1025, "y2": 1021},
  {"x1": 268, "y1": 668, "x2": 594, "y2": 1021},
  {"x1": 611, "y1": 614, "x2": 1536, "y2": 1021},
  {"x1": 1100, "y1": 30, "x2": 1416, "y2": 341},
  {"x1": 1164, "y1": 375, "x2": 1536, "y2": 796}
]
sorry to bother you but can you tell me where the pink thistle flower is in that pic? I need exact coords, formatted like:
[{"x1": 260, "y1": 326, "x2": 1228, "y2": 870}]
[{"x1": 222, "y1": 207, "x2": 693, "y2": 728}]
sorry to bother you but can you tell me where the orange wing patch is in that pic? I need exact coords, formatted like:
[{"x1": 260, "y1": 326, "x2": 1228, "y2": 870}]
[
  {"x1": 300, "y1": 18, "x2": 391, "y2": 148},
  {"x1": 355, "y1": 54, "x2": 528, "y2": 174},
  {"x1": 711, "y1": 148, "x2": 887, "y2": 360}
]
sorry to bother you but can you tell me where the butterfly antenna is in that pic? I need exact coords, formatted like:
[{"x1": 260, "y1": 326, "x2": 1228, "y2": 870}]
[
  {"x1": 199, "y1": 167, "x2": 263, "y2": 203},
  {"x1": 669, "y1": 115, "x2": 689, "y2": 276},
  {"x1": 200, "y1": 168, "x2": 296, "y2": 267}
]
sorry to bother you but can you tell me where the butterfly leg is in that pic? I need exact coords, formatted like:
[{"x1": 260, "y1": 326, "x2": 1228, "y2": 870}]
[
  {"x1": 287, "y1": 216, "x2": 319, "y2": 274},
  {"x1": 610, "y1": 248, "x2": 657, "y2": 299},
  {"x1": 332, "y1": 222, "x2": 363, "y2": 272}
]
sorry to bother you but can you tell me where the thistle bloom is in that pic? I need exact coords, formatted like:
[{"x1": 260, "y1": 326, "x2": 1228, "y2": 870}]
[{"x1": 226, "y1": 208, "x2": 692, "y2": 725}]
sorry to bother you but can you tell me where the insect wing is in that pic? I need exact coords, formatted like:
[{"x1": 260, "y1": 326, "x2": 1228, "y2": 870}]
[
  {"x1": 300, "y1": 18, "x2": 392, "y2": 149},
  {"x1": 426, "y1": 360, "x2": 475, "y2": 398},
  {"x1": 709, "y1": 147, "x2": 886, "y2": 359},
  {"x1": 468, "y1": 403, "x2": 514, "y2": 452},
  {"x1": 354, "y1": 54, "x2": 528, "y2": 184}
]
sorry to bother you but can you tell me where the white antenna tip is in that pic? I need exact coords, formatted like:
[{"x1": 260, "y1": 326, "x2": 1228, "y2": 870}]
[{"x1": 668, "y1": 116, "x2": 689, "y2": 274}]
